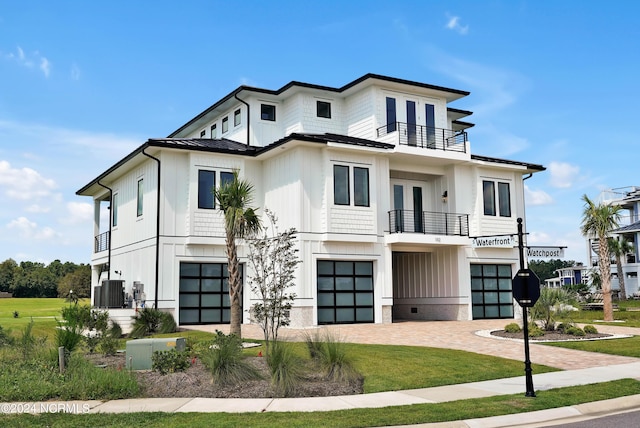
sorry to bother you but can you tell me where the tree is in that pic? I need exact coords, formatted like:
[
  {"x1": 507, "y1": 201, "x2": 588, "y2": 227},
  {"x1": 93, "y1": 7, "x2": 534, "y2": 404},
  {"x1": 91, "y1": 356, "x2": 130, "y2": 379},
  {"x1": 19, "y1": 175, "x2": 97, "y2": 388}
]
[
  {"x1": 214, "y1": 170, "x2": 261, "y2": 337},
  {"x1": 57, "y1": 264, "x2": 91, "y2": 298},
  {"x1": 248, "y1": 210, "x2": 300, "y2": 354},
  {"x1": 530, "y1": 287, "x2": 577, "y2": 331},
  {"x1": 528, "y1": 259, "x2": 577, "y2": 284},
  {"x1": 0, "y1": 259, "x2": 18, "y2": 293},
  {"x1": 580, "y1": 194, "x2": 622, "y2": 321},
  {"x1": 608, "y1": 237, "x2": 633, "y2": 300}
]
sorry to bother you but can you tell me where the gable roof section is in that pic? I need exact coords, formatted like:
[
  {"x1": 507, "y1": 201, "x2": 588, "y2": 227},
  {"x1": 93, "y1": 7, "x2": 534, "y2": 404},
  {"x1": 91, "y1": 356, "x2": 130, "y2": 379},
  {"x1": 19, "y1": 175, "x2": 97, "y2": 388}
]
[
  {"x1": 168, "y1": 73, "x2": 471, "y2": 137},
  {"x1": 613, "y1": 220, "x2": 640, "y2": 234},
  {"x1": 471, "y1": 154, "x2": 545, "y2": 172}
]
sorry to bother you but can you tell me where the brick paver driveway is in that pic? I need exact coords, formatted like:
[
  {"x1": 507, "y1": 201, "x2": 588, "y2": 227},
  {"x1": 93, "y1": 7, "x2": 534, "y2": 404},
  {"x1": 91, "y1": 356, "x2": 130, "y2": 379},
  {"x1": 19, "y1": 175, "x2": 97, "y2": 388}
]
[{"x1": 186, "y1": 319, "x2": 640, "y2": 370}]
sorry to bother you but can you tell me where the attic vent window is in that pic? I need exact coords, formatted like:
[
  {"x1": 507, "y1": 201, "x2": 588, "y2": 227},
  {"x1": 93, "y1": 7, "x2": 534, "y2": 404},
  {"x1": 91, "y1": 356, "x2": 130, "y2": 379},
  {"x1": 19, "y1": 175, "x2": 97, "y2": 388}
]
[
  {"x1": 200, "y1": 130, "x2": 206, "y2": 137},
  {"x1": 261, "y1": 104, "x2": 276, "y2": 121},
  {"x1": 317, "y1": 101, "x2": 331, "y2": 119}
]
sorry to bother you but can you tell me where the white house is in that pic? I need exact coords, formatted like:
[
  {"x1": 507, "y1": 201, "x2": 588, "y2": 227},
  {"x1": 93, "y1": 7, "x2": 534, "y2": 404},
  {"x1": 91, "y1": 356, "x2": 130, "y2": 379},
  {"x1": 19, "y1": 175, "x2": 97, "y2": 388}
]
[
  {"x1": 76, "y1": 74, "x2": 545, "y2": 328},
  {"x1": 591, "y1": 187, "x2": 640, "y2": 296}
]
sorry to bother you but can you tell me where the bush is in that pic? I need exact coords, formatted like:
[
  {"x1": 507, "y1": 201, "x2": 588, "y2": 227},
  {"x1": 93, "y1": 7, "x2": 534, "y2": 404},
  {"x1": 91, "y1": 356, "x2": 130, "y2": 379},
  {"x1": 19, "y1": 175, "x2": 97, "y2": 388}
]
[
  {"x1": 13, "y1": 310, "x2": 19, "y2": 318},
  {"x1": 152, "y1": 349, "x2": 191, "y2": 375},
  {"x1": 583, "y1": 325, "x2": 599, "y2": 334},
  {"x1": 528, "y1": 323, "x2": 544, "y2": 337},
  {"x1": 566, "y1": 326, "x2": 586, "y2": 336},
  {"x1": 306, "y1": 330, "x2": 359, "y2": 383},
  {"x1": 202, "y1": 331, "x2": 261, "y2": 386},
  {"x1": 130, "y1": 308, "x2": 176, "y2": 338},
  {"x1": 504, "y1": 323, "x2": 522, "y2": 333},
  {"x1": 99, "y1": 336, "x2": 119, "y2": 356},
  {"x1": 531, "y1": 288, "x2": 577, "y2": 331},
  {"x1": 267, "y1": 340, "x2": 303, "y2": 397}
]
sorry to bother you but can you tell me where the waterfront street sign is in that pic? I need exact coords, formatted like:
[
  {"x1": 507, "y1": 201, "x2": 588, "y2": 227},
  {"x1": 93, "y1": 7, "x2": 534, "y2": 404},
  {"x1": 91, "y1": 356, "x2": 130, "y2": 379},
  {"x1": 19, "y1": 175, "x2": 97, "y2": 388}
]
[{"x1": 471, "y1": 235, "x2": 515, "y2": 248}]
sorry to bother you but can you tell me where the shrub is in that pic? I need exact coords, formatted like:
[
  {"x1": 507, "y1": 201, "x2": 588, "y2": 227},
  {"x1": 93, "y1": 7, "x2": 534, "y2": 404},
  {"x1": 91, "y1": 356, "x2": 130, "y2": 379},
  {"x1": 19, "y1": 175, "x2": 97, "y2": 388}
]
[
  {"x1": 13, "y1": 310, "x2": 19, "y2": 318},
  {"x1": 202, "y1": 331, "x2": 261, "y2": 386},
  {"x1": 531, "y1": 288, "x2": 577, "y2": 331},
  {"x1": 504, "y1": 323, "x2": 522, "y2": 333},
  {"x1": 306, "y1": 330, "x2": 359, "y2": 383},
  {"x1": 566, "y1": 326, "x2": 586, "y2": 336},
  {"x1": 583, "y1": 325, "x2": 599, "y2": 334},
  {"x1": 267, "y1": 340, "x2": 303, "y2": 397},
  {"x1": 99, "y1": 336, "x2": 119, "y2": 356},
  {"x1": 528, "y1": 323, "x2": 544, "y2": 337},
  {"x1": 130, "y1": 308, "x2": 177, "y2": 338},
  {"x1": 304, "y1": 330, "x2": 325, "y2": 359},
  {"x1": 18, "y1": 320, "x2": 38, "y2": 359},
  {"x1": 152, "y1": 349, "x2": 191, "y2": 375}
]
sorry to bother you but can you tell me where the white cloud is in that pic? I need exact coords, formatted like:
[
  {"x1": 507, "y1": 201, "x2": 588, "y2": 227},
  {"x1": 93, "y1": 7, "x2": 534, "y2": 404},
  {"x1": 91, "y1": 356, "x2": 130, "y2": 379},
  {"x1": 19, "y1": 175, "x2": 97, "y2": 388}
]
[
  {"x1": 6, "y1": 216, "x2": 60, "y2": 240},
  {"x1": 70, "y1": 63, "x2": 81, "y2": 80},
  {"x1": 0, "y1": 160, "x2": 57, "y2": 200},
  {"x1": 548, "y1": 161, "x2": 580, "y2": 188},
  {"x1": 525, "y1": 185, "x2": 553, "y2": 206},
  {"x1": 63, "y1": 201, "x2": 93, "y2": 225},
  {"x1": 3, "y1": 46, "x2": 51, "y2": 78},
  {"x1": 25, "y1": 204, "x2": 51, "y2": 213},
  {"x1": 445, "y1": 15, "x2": 469, "y2": 35}
]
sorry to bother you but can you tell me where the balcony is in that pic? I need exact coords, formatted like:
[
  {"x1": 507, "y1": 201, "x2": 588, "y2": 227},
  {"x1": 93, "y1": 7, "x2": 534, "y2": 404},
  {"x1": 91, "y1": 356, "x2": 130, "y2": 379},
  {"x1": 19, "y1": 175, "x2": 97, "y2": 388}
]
[
  {"x1": 377, "y1": 122, "x2": 467, "y2": 152},
  {"x1": 95, "y1": 231, "x2": 110, "y2": 253},
  {"x1": 388, "y1": 210, "x2": 469, "y2": 236}
]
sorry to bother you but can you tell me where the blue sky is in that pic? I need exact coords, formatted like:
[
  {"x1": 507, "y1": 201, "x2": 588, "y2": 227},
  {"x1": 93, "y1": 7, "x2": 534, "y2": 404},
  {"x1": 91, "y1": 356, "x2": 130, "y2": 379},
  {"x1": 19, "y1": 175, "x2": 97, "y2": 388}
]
[{"x1": 1, "y1": 0, "x2": 639, "y2": 265}]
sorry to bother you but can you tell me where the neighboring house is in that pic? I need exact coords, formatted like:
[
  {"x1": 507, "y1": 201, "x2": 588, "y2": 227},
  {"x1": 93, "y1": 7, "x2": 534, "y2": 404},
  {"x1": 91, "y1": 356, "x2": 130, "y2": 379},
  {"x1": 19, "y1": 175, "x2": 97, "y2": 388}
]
[
  {"x1": 76, "y1": 73, "x2": 545, "y2": 328},
  {"x1": 544, "y1": 265, "x2": 590, "y2": 289},
  {"x1": 590, "y1": 187, "x2": 640, "y2": 296}
]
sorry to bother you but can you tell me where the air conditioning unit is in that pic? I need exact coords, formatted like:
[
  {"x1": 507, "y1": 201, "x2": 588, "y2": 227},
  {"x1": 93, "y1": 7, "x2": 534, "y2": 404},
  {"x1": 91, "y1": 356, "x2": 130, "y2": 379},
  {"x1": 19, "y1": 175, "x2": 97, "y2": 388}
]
[
  {"x1": 93, "y1": 286, "x2": 102, "y2": 307},
  {"x1": 101, "y1": 280, "x2": 124, "y2": 308}
]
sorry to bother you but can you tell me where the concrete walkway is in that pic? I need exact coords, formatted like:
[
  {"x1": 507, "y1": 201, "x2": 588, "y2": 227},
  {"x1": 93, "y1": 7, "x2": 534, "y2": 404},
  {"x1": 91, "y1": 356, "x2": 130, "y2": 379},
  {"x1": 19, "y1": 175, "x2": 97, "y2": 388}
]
[{"x1": 3, "y1": 320, "x2": 640, "y2": 427}]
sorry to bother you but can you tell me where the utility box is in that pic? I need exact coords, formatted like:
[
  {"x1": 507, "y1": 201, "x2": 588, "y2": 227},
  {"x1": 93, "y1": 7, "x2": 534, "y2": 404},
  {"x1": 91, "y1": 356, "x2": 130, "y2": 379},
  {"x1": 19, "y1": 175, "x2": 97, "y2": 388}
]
[{"x1": 125, "y1": 337, "x2": 186, "y2": 370}]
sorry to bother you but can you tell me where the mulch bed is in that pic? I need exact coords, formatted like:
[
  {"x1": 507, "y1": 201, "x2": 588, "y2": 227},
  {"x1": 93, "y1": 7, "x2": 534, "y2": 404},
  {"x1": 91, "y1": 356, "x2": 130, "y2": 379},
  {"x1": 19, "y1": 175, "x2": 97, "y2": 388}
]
[
  {"x1": 84, "y1": 353, "x2": 363, "y2": 398},
  {"x1": 490, "y1": 330, "x2": 612, "y2": 341}
]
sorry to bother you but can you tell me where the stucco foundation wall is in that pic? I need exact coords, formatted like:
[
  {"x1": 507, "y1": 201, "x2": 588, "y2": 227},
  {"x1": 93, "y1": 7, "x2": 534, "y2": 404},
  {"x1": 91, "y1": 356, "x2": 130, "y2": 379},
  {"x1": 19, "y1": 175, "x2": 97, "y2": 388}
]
[{"x1": 393, "y1": 303, "x2": 469, "y2": 321}]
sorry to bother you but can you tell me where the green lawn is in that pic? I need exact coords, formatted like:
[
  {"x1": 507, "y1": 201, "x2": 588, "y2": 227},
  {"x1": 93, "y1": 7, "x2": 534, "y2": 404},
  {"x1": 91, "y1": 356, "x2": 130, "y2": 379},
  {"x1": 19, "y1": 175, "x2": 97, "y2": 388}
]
[
  {"x1": 568, "y1": 299, "x2": 640, "y2": 328},
  {"x1": 542, "y1": 335, "x2": 640, "y2": 357},
  {"x1": 0, "y1": 298, "x2": 89, "y2": 339},
  {"x1": 1, "y1": 379, "x2": 638, "y2": 428}
]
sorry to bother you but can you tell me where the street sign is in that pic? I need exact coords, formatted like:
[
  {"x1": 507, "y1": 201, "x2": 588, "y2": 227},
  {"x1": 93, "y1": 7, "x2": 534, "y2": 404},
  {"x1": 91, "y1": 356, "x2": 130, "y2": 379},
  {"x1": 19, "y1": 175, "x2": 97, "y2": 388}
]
[
  {"x1": 526, "y1": 246, "x2": 565, "y2": 259},
  {"x1": 512, "y1": 268, "x2": 540, "y2": 307}
]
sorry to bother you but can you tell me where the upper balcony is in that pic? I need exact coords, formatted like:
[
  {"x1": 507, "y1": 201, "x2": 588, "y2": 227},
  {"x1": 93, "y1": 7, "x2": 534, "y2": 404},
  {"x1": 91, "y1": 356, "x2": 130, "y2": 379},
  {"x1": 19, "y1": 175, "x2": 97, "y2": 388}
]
[
  {"x1": 377, "y1": 122, "x2": 467, "y2": 153},
  {"x1": 388, "y1": 210, "x2": 470, "y2": 236}
]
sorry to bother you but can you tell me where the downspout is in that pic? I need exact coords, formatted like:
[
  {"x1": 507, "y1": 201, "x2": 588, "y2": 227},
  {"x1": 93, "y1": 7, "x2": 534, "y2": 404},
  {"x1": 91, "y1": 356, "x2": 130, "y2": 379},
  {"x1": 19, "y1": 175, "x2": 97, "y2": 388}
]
[
  {"x1": 142, "y1": 148, "x2": 161, "y2": 309},
  {"x1": 234, "y1": 93, "x2": 250, "y2": 146},
  {"x1": 97, "y1": 181, "x2": 113, "y2": 281}
]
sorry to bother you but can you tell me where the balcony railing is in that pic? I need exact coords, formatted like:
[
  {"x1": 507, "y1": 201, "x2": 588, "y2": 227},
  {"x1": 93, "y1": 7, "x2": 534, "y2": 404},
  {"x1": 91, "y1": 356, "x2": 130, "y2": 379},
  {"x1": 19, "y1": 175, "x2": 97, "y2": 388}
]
[
  {"x1": 388, "y1": 210, "x2": 469, "y2": 236},
  {"x1": 95, "y1": 231, "x2": 110, "y2": 253},
  {"x1": 377, "y1": 122, "x2": 467, "y2": 152}
]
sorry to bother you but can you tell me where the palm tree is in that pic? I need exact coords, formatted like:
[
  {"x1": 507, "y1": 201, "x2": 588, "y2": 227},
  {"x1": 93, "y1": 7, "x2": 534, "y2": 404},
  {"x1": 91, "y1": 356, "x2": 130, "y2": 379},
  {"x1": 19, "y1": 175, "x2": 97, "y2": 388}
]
[
  {"x1": 608, "y1": 237, "x2": 633, "y2": 300},
  {"x1": 215, "y1": 170, "x2": 261, "y2": 337},
  {"x1": 580, "y1": 195, "x2": 621, "y2": 321}
]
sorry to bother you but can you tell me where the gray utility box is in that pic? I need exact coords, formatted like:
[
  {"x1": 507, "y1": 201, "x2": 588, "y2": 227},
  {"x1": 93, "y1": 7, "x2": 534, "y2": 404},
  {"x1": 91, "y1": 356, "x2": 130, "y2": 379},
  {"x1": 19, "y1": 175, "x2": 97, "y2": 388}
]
[{"x1": 125, "y1": 337, "x2": 186, "y2": 370}]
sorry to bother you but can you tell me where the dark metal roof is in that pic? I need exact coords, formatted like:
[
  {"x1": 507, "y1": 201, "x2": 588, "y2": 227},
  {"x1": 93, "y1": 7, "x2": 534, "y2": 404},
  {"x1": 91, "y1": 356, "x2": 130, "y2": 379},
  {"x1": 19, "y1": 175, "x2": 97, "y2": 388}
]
[
  {"x1": 613, "y1": 220, "x2": 640, "y2": 234},
  {"x1": 148, "y1": 138, "x2": 258, "y2": 154},
  {"x1": 471, "y1": 154, "x2": 546, "y2": 172},
  {"x1": 169, "y1": 74, "x2": 470, "y2": 137},
  {"x1": 262, "y1": 133, "x2": 395, "y2": 152}
]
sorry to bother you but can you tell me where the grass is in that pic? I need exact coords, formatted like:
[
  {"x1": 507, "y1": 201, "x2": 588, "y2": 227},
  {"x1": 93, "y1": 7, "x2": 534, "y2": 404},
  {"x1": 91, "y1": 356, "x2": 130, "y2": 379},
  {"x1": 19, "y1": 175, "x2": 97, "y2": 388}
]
[
  {"x1": 568, "y1": 299, "x2": 640, "y2": 327},
  {"x1": 0, "y1": 379, "x2": 638, "y2": 427},
  {"x1": 0, "y1": 298, "x2": 90, "y2": 339},
  {"x1": 542, "y1": 335, "x2": 640, "y2": 358}
]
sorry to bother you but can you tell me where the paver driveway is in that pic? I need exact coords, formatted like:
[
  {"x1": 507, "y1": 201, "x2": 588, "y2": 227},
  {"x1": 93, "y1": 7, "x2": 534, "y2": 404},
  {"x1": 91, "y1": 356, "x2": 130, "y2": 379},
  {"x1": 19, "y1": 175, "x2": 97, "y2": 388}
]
[{"x1": 185, "y1": 319, "x2": 640, "y2": 370}]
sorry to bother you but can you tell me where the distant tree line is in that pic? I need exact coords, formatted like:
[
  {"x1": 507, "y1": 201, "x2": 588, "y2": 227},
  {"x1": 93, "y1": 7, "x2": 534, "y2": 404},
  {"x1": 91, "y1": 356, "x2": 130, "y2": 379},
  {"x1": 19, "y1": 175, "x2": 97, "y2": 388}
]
[
  {"x1": 528, "y1": 259, "x2": 577, "y2": 284},
  {"x1": 0, "y1": 259, "x2": 90, "y2": 298}
]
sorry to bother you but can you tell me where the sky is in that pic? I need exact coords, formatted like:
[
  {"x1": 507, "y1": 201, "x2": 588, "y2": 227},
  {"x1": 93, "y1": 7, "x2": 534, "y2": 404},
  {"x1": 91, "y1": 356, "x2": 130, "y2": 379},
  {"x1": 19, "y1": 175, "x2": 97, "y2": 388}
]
[{"x1": 1, "y1": 0, "x2": 639, "y2": 266}]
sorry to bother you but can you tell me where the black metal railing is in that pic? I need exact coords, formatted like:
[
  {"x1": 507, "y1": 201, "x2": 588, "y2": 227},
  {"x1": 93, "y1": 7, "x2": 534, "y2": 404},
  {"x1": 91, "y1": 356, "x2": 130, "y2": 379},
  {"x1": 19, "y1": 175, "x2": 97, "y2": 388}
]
[
  {"x1": 388, "y1": 210, "x2": 469, "y2": 236},
  {"x1": 95, "y1": 231, "x2": 110, "y2": 253},
  {"x1": 377, "y1": 122, "x2": 467, "y2": 152}
]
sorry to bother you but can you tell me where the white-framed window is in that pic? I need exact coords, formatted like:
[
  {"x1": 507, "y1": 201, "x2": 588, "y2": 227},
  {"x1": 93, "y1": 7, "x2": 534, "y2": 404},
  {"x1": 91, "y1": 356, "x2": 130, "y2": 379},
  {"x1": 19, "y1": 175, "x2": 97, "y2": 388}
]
[
  {"x1": 198, "y1": 170, "x2": 236, "y2": 210},
  {"x1": 200, "y1": 129, "x2": 206, "y2": 137},
  {"x1": 234, "y1": 109, "x2": 241, "y2": 126},
  {"x1": 211, "y1": 124, "x2": 217, "y2": 138},
  {"x1": 112, "y1": 193, "x2": 119, "y2": 227},
  {"x1": 222, "y1": 117, "x2": 229, "y2": 133}
]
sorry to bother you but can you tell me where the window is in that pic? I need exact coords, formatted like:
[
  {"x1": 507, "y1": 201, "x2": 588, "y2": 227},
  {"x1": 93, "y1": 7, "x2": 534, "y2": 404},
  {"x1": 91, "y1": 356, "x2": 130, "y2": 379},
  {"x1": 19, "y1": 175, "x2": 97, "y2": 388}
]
[
  {"x1": 317, "y1": 261, "x2": 374, "y2": 324},
  {"x1": 220, "y1": 171, "x2": 234, "y2": 188},
  {"x1": 210, "y1": 124, "x2": 217, "y2": 138},
  {"x1": 334, "y1": 165, "x2": 370, "y2": 207},
  {"x1": 471, "y1": 264, "x2": 513, "y2": 319},
  {"x1": 317, "y1": 101, "x2": 331, "y2": 118},
  {"x1": 354, "y1": 167, "x2": 369, "y2": 207},
  {"x1": 112, "y1": 193, "x2": 118, "y2": 227},
  {"x1": 200, "y1": 129, "x2": 206, "y2": 137},
  {"x1": 483, "y1": 180, "x2": 511, "y2": 217},
  {"x1": 261, "y1": 104, "x2": 276, "y2": 121},
  {"x1": 234, "y1": 109, "x2": 241, "y2": 126},
  {"x1": 179, "y1": 262, "x2": 242, "y2": 324},
  {"x1": 137, "y1": 179, "x2": 143, "y2": 217},
  {"x1": 198, "y1": 170, "x2": 215, "y2": 209},
  {"x1": 222, "y1": 116, "x2": 229, "y2": 133},
  {"x1": 386, "y1": 97, "x2": 396, "y2": 132},
  {"x1": 333, "y1": 165, "x2": 349, "y2": 205},
  {"x1": 498, "y1": 182, "x2": 511, "y2": 217},
  {"x1": 483, "y1": 181, "x2": 496, "y2": 216}
]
